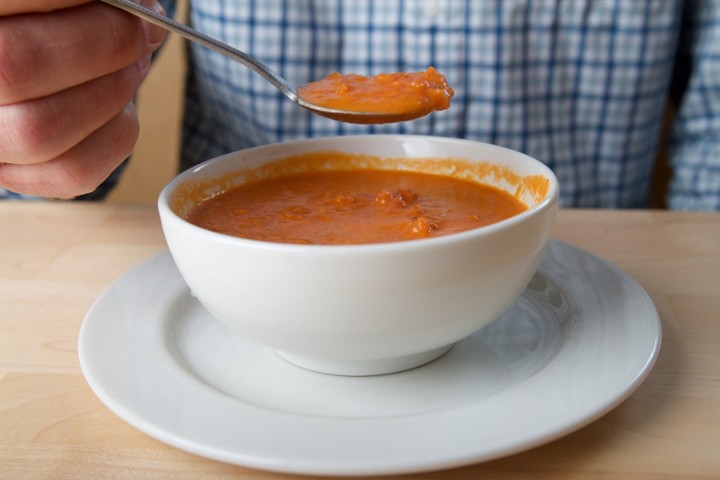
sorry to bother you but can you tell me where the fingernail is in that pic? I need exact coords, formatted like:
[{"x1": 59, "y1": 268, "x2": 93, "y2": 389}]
[{"x1": 138, "y1": 0, "x2": 168, "y2": 46}]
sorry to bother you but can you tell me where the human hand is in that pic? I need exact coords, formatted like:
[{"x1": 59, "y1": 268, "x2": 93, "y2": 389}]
[{"x1": 0, "y1": 0, "x2": 167, "y2": 198}]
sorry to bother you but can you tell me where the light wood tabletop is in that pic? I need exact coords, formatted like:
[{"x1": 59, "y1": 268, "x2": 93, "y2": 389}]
[{"x1": 1, "y1": 202, "x2": 718, "y2": 479}]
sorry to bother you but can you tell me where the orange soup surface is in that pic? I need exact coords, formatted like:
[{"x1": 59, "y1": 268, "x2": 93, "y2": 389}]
[
  {"x1": 185, "y1": 169, "x2": 527, "y2": 245},
  {"x1": 297, "y1": 67, "x2": 454, "y2": 119}
]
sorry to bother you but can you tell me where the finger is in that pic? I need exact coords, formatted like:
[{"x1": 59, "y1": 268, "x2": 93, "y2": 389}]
[
  {"x1": 0, "y1": 102, "x2": 140, "y2": 199},
  {"x1": 0, "y1": 1, "x2": 166, "y2": 104},
  {"x1": 0, "y1": 55, "x2": 151, "y2": 165},
  {"x1": 0, "y1": 1, "x2": 90, "y2": 15}
]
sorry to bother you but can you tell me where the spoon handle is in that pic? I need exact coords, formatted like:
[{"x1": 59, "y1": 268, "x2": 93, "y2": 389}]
[{"x1": 98, "y1": 0, "x2": 296, "y2": 98}]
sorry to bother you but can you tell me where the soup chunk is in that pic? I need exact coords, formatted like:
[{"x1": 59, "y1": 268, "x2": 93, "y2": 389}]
[{"x1": 185, "y1": 169, "x2": 527, "y2": 245}]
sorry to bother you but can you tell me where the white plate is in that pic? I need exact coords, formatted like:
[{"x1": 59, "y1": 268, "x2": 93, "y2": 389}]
[{"x1": 78, "y1": 240, "x2": 660, "y2": 476}]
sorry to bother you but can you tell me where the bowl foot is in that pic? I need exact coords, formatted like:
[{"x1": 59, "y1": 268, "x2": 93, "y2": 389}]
[{"x1": 275, "y1": 344, "x2": 454, "y2": 376}]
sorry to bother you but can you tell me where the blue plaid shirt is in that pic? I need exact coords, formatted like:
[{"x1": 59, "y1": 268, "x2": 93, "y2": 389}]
[{"x1": 4, "y1": 0, "x2": 720, "y2": 209}]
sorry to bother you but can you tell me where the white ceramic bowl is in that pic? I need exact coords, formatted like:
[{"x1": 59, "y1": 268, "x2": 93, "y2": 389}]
[{"x1": 158, "y1": 135, "x2": 559, "y2": 376}]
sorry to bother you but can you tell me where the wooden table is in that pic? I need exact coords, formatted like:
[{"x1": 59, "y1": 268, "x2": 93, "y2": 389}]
[{"x1": 1, "y1": 203, "x2": 719, "y2": 479}]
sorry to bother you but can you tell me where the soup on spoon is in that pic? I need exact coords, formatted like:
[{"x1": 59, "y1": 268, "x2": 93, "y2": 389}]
[{"x1": 297, "y1": 67, "x2": 454, "y2": 124}]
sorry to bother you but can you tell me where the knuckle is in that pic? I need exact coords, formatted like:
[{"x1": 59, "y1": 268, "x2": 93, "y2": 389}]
[
  {"x1": 0, "y1": 31, "x2": 35, "y2": 104},
  {"x1": 0, "y1": 104, "x2": 62, "y2": 162},
  {"x1": 106, "y1": 20, "x2": 131, "y2": 60},
  {"x1": 110, "y1": 104, "x2": 141, "y2": 152},
  {"x1": 54, "y1": 165, "x2": 101, "y2": 198},
  {"x1": 55, "y1": 110, "x2": 140, "y2": 198},
  {"x1": 0, "y1": 163, "x2": 17, "y2": 191},
  {"x1": 114, "y1": 60, "x2": 151, "y2": 100},
  {"x1": 0, "y1": 163, "x2": 56, "y2": 199},
  {"x1": 104, "y1": 11, "x2": 150, "y2": 60}
]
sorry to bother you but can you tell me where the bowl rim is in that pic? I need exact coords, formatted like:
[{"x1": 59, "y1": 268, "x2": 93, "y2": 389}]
[{"x1": 158, "y1": 135, "x2": 559, "y2": 254}]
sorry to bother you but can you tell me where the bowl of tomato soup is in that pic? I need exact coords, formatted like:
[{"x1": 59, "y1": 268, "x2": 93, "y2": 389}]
[{"x1": 158, "y1": 135, "x2": 559, "y2": 376}]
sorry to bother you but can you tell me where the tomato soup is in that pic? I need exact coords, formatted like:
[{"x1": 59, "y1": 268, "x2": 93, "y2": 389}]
[
  {"x1": 297, "y1": 67, "x2": 454, "y2": 120},
  {"x1": 184, "y1": 167, "x2": 527, "y2": 245}
]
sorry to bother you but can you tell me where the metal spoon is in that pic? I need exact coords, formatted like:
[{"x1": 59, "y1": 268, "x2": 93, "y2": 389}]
[{"x1": 99, "y1": 0, "x2": 424, "y2": 124}]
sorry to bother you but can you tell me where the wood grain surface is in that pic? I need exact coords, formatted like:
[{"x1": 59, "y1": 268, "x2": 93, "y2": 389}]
[{"x1": 1, "y1": 204, "x2": 718, "y2": 479}]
